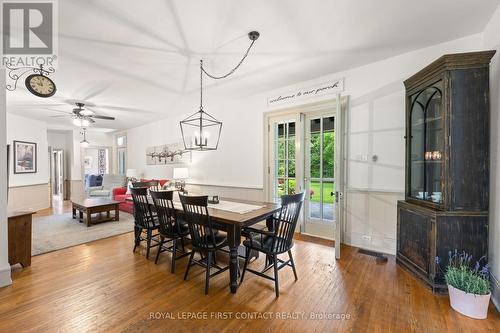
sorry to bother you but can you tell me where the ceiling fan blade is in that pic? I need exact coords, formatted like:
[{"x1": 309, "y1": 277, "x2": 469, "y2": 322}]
[
  {"x1": 90, "y1": 115, "x2": 115, "y2": 120},
  {"x1": 50, "y1": 115, "x2": 70, "y2": 118},
  {"x1": 95, "y1": 105, "x2": 158, "y2": 114}
]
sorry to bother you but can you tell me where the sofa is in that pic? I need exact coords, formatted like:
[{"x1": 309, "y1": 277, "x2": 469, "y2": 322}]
[
  {"x1": 112, "y1": 178, "x2": 169, "y2": 214},
  {"x1": 86, "y1": 174, "x2": 126, "y2": 199}
]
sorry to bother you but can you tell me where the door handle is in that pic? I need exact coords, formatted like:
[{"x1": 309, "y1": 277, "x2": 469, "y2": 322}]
[{"x1": 330, "y1": 192, "x2": 334, "y2": 196}]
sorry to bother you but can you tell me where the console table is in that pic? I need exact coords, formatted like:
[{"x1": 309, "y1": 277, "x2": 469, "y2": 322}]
[{"x1": 8, "y1": 210, "x2": 34, "y2": 267}]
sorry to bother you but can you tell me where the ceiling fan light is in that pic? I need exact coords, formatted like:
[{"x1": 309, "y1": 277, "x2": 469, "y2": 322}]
[
  {"x1": 81, "y1": 118, "x2": 90, "y2": 127},
  {"x1": 72, "y1": 118, "x2": 82, "y2": 126},
  {"x1": 79, "y1": 109, "x2": 93, "y2": 116}
]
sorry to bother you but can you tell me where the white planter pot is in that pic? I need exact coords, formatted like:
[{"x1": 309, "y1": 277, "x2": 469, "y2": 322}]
[{"x1": 448, "y1": 284, "x2": 491, "y2": 319}]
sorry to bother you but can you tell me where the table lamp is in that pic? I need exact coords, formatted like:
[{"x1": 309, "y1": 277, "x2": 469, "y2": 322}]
[
  {"x1": 126, "y1": 169, "x2": 141, "y2": 182},
  {"x1": 173, "y1": 167, "x2": 188, "y2": 193}
]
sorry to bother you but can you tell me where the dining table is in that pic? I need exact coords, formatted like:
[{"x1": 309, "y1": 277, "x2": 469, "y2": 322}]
[{"x1": 128, "y1": 192, "x2": 281, "y2": 294}]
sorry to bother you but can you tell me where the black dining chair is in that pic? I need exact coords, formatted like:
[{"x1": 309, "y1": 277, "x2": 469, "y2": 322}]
[
  {"x1": 150, "y1": 190, "x2": 191, "y2": 273},
  {"x1": 130, "y1": 187, "x2": 160, "y2": 259},
  {"x1": 179, "y1": 194, "x2": 229, "y2": 294},
  {"x1": 240, "y1": 192, "x2": 305, "y2": 297}
]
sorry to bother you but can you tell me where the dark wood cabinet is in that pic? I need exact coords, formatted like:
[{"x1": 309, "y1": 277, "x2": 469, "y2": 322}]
[
  {"x1": 397, "y1": 51, "x2": 495, "y2": 292},
  {"x1": 8, "y1": 210, "x2": 34, "y2": 268}
]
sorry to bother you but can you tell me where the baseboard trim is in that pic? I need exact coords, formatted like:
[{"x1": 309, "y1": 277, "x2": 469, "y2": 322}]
[
  {"x1": 0, "y1": 264, "x2": 12, "y2": 288},
  {"x1": 491, "y1": 273, "x2": 500, "y2": 311}
]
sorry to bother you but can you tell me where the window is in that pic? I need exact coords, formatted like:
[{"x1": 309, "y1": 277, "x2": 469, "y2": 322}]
[{"x1": 116, "y1": 134, "x2": 127, "y2": 175}]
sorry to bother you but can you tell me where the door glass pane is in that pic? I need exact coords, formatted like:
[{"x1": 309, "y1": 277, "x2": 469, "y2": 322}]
[
  {"x1": 287, "y1": 179, "x2": 296, "y2": 195},
  {"x1": 322, "y1": 117, "x2": 335, "y2": 179},
  {"x1": 309, "y1": 179, "x2": 321, "y2": 219},
  {"x1": 310, "y1": 119, "x2": 321, "y2": 178},
  {"x1": 425, "y1": 83, "x2": 443, "y2": 204},
  {"x1": 277, "y1": 159, "x2": 286, "y2": 177},
  {"x1": 322, "y1": 181, "x2": 335, "y2": 221},
  {"x1": 272, "y1": 120, "x2": 296, "y2": 202},
  {"x1": 277, "y1": 178, "x2": 285, "y2": 197}
]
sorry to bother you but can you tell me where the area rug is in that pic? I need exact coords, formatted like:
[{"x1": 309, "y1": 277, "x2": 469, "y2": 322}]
[{"x1": 32, "y1": 212, "x2": 135, "y2": 255}]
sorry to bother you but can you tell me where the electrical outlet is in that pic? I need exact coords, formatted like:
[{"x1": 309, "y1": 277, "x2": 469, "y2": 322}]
[{"x1": 362, "y1": 235, "x2": 372, "y2": 242}]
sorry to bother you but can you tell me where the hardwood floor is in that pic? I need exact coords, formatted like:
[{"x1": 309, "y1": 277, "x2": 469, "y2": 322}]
[{"x1": 0, "y1": 226, "x2": 498, "y2": 333}]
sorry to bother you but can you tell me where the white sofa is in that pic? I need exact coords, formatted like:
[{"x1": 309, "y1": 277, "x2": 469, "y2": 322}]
[{"x1": 86, "y1": 174, "x2": 126, "y2": 199}]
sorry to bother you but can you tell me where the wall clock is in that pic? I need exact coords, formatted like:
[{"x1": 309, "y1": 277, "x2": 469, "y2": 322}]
[{"x1": 25, "y1": 74, "x2": 56, "y2": 98}]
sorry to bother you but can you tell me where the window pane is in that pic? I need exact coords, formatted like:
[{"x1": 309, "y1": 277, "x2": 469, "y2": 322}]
[{"x1": 310, "y1": 132, "x2": 321, "y2": 178}]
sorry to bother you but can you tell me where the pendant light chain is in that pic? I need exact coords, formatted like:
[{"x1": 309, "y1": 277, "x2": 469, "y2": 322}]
[
  {"x1": 201, "y1": 39, "x2": 256, "y2": 80},
  {"x1": 181, "y1": 31, "x2": 259, "y2": 151}
]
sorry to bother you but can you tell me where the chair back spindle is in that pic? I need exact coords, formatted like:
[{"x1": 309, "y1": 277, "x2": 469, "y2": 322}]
[
  {"x1": 273, "y1": 192, "x2": 305, "y2": 253},
  {"x1": 130, "y1": 187, "x2": 156, "y2": 229},
  {"x1": 179, "y1": 194, "x2": 217, "y2": 251},
  {"x1": 150, "y1": 190, "x2": 180, "y2": 236}
]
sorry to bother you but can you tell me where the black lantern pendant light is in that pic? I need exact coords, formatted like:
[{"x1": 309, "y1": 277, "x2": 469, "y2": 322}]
[{"x1": 180, "y1": 31, "x2": 260, "y2": 151}]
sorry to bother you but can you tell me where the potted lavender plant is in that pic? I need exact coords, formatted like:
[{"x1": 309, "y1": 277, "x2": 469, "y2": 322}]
[{"x1": 436, "y1": 250, "x2": 491, "y2": 319}]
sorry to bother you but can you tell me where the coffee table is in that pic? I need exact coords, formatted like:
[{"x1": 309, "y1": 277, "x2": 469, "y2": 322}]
[{"x1": 71, "y1": 198, "x2": 120, "y2": 227}]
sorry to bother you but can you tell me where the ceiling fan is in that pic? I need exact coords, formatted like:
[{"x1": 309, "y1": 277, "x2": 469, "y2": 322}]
[{"x1": 51, "y1": 102, "x2": 115, "y2": 127}]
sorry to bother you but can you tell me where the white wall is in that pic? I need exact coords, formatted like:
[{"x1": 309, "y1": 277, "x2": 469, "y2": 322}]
[
  {"x1": 0, "y1": 69, "x2": 12, "y2": 287},
  {"x1": 483, "y1": 4, "x2": 500, "y2": 310},
  {"x1": 6, "y1": 114, "x2": 49, "y2": 187},
  {"x1": 127, "y1": 33, "x2": 483, "y2": 255}
]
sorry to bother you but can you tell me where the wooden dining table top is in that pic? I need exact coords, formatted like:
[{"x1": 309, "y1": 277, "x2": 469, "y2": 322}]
[{"x1": 126, "y1": 193, "x2": 281, "y2": 226}]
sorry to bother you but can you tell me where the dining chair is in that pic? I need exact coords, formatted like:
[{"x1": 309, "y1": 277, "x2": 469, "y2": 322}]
[
  {"x1": 130, "y1": 187, "x2": 160, "y2": 259},
  {"x1": 150, "y1": 190, "x2": 191, "y2": 273},
  {"x1": 179, "y1": 194, "x2": 229, "y2": 294},
  {"x1": 240, "y1": 192, "x2": 305, "y2": 297}
]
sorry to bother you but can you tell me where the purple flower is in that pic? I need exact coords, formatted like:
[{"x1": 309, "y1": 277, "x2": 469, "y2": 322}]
[
  {"x1": 435, "y1": 256, "x2": 440, "y2": 264},
  {"x1": 448, "y1": 250, "x2": 452, "y2": 258},
  {"x1": 480, "y1": 264, "x2": 490, "y2": 275},
  {"x1": 474, "y1": 262, "x2": 480, "y2": 272}
]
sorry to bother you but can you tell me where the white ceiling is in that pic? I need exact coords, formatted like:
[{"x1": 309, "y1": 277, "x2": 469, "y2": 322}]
[{"x1": 6, "y1": 0, "x2": 500, "y2": 131}]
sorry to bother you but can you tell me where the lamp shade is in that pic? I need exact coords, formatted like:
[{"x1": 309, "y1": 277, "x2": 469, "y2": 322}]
[{"x1": 173, "y1": 167, "x2": 189, "y2": 179}]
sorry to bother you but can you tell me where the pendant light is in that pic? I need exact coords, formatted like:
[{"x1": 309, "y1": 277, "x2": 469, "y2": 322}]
[
  {"x1": 180, "y1": 31, "x2": 260, "y2": 151},
  {"x1": 80, "y1": 128, "x2": 90, "y2": 147}
]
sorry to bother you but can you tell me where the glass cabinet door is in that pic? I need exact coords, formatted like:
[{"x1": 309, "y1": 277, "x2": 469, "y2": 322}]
[{"x1": 409, "y1": 81, "x2": 444, "y2": 205}]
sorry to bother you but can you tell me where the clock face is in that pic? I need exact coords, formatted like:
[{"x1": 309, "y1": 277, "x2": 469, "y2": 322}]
[{"x1": 25, "y1": 74, "x2": 56, "y2": 98}]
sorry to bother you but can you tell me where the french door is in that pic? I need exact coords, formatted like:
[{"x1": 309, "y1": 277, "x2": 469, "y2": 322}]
[
  {"x1": 264, "y1": 96, "x2": 347, "y2": 259},
  {"x1": 265, "y1": 97, "x2": 346, "y2": 259},
  {"x1": 268, "y1": 115, "x2": 300, "y2": 203}
]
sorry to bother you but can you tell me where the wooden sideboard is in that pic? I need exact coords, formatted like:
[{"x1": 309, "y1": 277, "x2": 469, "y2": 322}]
[{"x1": 7, "y1": 210, "x2": 34, "y2": 267}]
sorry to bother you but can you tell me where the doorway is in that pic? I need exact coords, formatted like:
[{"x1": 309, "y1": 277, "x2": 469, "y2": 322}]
[
  {"x1": 264, "y1": 97, "x2": 347, "y2": 258},
  {"x1": 51, "y1": 149, "x2": 65, "y2": 205}
]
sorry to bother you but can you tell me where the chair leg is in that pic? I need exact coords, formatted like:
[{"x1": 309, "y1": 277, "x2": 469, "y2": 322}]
[
  {"x1": 273, "y1": 255, "x2": 280, "y2": 298},
  {"x1": 133, "y1": 226, "x2": 142, "y2": 252},
  {"x1": 240, "y1": 247, "x2": 250, "y2": 284},
  {"x1": 146, "y1": 229, "x2": 152, "y2": 259},
  {"x1": 171, "y1": 238, "x2": 177, "y2": 273},
  {"x1": 205, "y1": 252, "x2": 212, "y2": 295},
  {"x1": 184, "y1": 251, "x2": 195, "y2": 281},
  {"x1": 154, "y1": 236, "x2": 165, "y2": 264},
  {"x1": 180, "y1": 237, "x2": 186, "y2": 252},
  {"x1": 288, "y1": 250, "x2": 298, "y2": 281}
]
